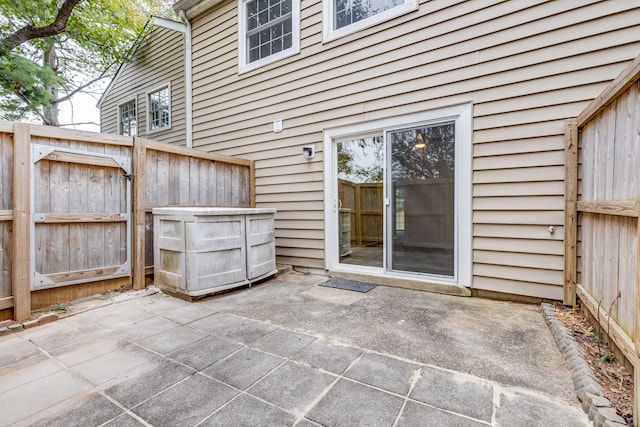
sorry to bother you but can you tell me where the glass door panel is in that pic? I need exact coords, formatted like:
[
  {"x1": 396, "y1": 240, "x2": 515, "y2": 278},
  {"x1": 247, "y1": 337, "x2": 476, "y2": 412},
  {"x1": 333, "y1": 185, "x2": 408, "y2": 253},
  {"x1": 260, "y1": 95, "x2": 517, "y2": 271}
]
[
  {"x1": 336, "y1": 135, "x2": 384, "y2": 268},
  {"x1": 387, "y1": 122, "x2": 455, "y2": 276}
]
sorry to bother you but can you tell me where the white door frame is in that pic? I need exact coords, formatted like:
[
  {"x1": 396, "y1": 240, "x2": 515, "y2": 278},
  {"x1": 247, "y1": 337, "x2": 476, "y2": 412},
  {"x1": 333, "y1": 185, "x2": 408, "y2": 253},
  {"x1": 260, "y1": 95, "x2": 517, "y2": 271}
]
[{"x1": 323, "y1": 103, "x2": 472, "y2": 287}]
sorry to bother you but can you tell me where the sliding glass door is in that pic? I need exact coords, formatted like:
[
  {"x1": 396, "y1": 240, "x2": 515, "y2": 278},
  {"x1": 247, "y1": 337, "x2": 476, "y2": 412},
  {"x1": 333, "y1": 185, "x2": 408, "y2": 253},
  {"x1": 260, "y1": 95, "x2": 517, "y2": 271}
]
[
  {"x1": 336, "y1": 135, "x2": 384, "y2": 268},
  {"x1": 326, "y1": 104, "x2": 471, "y2": 284},
  {"x1": 387, "y1": 122, "x2": 455, "y2": 277}
]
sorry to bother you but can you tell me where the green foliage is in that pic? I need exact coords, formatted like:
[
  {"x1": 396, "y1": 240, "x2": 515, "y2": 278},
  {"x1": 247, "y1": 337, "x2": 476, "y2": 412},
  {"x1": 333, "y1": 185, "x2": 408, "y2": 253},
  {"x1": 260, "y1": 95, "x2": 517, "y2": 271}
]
[
  {"x1": 338, "y1": 136, "x2": 384, "y2": 184},
  {"x1": 0, "y1": 0, "x2": 163, "y2": 123},
  {"x1": 390, "y1": 122, "x2": 455, "y2": 181},
  {"x1": 599, "y1": 352, "x2": 615, "y2": 363},
  {"x1": 0, "y1": 50, "x2": 58, "y2": 120}
]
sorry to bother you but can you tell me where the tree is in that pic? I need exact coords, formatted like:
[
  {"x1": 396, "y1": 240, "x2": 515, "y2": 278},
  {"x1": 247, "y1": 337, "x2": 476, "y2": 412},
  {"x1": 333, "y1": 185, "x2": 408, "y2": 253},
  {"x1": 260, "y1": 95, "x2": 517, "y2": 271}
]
[
  {"x1": 0, "y1": 0, "x2": 166, "y2": 126},
  {"x1": 338, "y1": 136, "x2": 384, "y2": 184},
  {"x1": 390, "y1": 122, "x2": 455, "y2": 181}
]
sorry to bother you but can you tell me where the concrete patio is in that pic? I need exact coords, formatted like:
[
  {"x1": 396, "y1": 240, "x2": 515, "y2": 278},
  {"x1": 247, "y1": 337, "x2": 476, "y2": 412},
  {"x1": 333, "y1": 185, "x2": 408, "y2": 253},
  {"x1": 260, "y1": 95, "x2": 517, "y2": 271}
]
[{"x1": 0, "y1": 271, "x2": 590, "y2": 426}]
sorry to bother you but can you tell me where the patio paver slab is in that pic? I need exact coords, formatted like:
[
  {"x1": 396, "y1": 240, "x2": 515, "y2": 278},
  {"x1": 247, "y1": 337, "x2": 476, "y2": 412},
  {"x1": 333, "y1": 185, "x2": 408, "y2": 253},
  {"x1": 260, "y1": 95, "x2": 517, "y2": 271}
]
[
  {"x1": 291, "y1": 339, "x2": 363, "y2": 375},
  {"x1": 132, "y1": 373, "x2": 238, "y2": 426},
  {"x1": 0, "y1": 335, "x2": 40, "y2": 368},
  {"x1": 103, "y1": 413, "x2": 145, "y2": 426},
  {"x1": 495, "y1": 389, "x2": 590, "y2": 427},
  {"x1": 200, "y1": 393, "x2": 296, "y2": 427},
  {"x1": 137, "y1": 324, "x2": 207, "y2": 354},
  {"x1": 104, "y1": 358, "x2": 196, "y2": 409},
  {"x1": 28, "y1": 391, "x2": 123, "y2": 427},
  {"x1": 0, "y1": 369, "x2": 92, "y2": 426},
  {"x1": 160, "y1": 302, "x2": 216, "y2": 324},
  {"x1": 410, "y1": 366, "x2": 494, "y2": 422},
  {"x1": 0, "y1": 271, "x2": 593, "y2": 426},
  {"x1": 18, "y1": 319, "x2": 110, "y2": 352},
  {"x1": 0, "y1": 354, "x2": 62, "y2": 394},
  {"x1": 72, "y1": 344, "x2": 158, "y2": 385},
  {"x1": 249, "y1": 361, "x2": 335, "y2": 414},
  {"x1": 220, "y1": 318, "x2": 277, "y2": 345},
  {"x1": 50, "y1": 335, "x2": 130, "y2": 367},
  {"x1": 167, "y1": 335, "x2": 243, "y2": 371},
  {"x1": 114, "y1": 315, "x2": 180, "y2": 341},
  {"x1": 306, "y1": 379, "x2": 404, "y2": 427},
  {"x1": 252, "y1": 329, "x2": 316, "y2": 357},
  {"x1": 94, "y1": 306, "x2": 156, "y2": 331},
  {"x1": 203, "y1": 347, "x2": 284, "y2": 390},
  {"x1": 344, "y1": 352, "x2": 419, "y2": 395},
  {"x1": 396, "y1": 401, "x2": 487, "y2": 427}
]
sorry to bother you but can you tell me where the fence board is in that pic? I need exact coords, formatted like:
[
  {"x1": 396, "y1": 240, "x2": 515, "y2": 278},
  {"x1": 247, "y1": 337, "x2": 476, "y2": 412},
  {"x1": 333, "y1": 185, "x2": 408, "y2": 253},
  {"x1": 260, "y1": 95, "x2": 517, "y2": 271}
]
[
  {"x1": 0, "y1": 130, "x2": 12, "y2": 301},
  {"x1": 141, "y1": 142, "x2": 253, "y2": 272},
  {"x1": 0, "y1": 122, "x2": 253, "y2": 320},
  {"x1": 570, "y1": 55, "x2": 640, "y2": 420},
  {"x1": 0, "y1": 222, "x2": 11, "y2": 299},
  {"x1": 13, "y1": 123, "x2": 31, "y2": 321}
]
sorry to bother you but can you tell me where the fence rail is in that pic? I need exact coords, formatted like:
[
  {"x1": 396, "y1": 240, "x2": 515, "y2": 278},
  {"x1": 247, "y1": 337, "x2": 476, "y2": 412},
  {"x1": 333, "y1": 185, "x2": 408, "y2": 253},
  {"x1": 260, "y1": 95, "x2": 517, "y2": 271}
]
[
  {"x1": 565, "y1": 54, "x2": 640, "y2": 422},
  {"x1": 0, "y1": 122, "x2": 254, "y2": 322}
]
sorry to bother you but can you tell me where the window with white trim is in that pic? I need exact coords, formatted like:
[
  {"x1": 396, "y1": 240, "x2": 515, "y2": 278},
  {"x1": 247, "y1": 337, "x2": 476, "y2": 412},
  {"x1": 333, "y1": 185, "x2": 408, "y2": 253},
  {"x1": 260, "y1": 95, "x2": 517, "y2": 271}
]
[
  {"x1": 238, "y1": 0, "x2": 300, "y2": 73},
  {"x1": 323, "y1": 0, "x2": 418, "y2": 42},
  {"x1": 146, "y1": 84, "x2": 171, "y2": 133},
  {"x1": 118, "y1": 99, "x2": 137, "y2": 136}
]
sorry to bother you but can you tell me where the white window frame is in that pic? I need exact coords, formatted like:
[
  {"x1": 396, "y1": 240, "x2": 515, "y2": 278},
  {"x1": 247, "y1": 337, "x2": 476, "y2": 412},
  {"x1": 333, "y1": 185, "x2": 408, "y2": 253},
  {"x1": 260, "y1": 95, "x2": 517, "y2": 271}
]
[
  {"x1": 322, "y1": 0, "x2": 418, "y2": 43},
  {"x1": 146, "y1": 82, "x2": 171, "y2": 134},
  {"x1": 238, "y1": 0, "x2": 301, "y2": 74},
  {"x1": 117, "y1": 98, "x2": 137, "y2": 136},
  {"x1": 323, "y1": 103, "x2": 473, "y2": 287}
]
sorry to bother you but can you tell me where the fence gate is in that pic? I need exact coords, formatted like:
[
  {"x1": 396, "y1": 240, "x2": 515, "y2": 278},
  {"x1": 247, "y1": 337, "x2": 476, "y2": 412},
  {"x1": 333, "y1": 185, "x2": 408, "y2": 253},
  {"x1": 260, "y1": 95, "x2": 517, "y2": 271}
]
[{"x1": 30, "y1": 144, "x2": 131, "y2": 290}]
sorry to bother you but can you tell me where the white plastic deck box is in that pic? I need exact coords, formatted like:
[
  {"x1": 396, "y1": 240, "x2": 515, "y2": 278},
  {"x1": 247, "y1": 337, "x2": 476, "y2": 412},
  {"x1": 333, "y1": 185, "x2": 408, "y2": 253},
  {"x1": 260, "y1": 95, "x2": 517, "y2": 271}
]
[{"x1": 153, "y1": 207, "x2": 277, "y2": 297}]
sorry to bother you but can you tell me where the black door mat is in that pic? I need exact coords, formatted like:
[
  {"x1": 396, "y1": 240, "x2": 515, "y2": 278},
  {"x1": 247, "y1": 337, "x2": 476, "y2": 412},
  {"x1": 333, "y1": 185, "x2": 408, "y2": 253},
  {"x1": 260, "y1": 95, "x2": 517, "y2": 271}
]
[{"x1": 319, "y1": 278, "x2": 377, "y2": 293}]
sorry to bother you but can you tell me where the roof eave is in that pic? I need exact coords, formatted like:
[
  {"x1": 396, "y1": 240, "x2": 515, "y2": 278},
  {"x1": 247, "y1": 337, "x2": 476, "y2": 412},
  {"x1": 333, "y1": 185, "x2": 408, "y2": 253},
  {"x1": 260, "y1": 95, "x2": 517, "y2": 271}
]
[{"x1": 173, "y1": 0, "x2": 227, "y2": 19}]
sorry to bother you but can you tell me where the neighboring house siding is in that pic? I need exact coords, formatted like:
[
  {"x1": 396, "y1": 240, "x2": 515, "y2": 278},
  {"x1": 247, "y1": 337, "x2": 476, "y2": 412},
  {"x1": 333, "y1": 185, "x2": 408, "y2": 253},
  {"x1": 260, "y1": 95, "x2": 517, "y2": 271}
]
[
  {"x1": 100, "y1": 26, "x2": 186, "y2": 145},
  {"x1": 189, "y1": 0, "x2": 640, "y2": 299}
]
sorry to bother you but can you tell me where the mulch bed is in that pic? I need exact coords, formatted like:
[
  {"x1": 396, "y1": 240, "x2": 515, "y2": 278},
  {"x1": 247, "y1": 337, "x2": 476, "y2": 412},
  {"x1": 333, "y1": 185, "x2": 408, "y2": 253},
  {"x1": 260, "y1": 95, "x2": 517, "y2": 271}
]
[{"x1": 553, "y1": 302, "x2": 634, "y2": 425}]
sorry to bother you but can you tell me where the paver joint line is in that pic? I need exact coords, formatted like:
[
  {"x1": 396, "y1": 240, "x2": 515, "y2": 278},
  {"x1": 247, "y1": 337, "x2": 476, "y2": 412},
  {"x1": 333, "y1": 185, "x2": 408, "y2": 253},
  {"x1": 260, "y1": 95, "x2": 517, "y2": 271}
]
[{"x1": 0, "y1": 277, "x2": 594, "y2": 426}]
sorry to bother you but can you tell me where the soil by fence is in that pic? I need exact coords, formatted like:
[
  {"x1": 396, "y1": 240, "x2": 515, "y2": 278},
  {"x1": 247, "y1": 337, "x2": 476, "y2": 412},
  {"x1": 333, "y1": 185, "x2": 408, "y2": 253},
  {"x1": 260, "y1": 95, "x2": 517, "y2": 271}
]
[{"x1": 0, "y1": 122, "x2": 254, "y2": 322}]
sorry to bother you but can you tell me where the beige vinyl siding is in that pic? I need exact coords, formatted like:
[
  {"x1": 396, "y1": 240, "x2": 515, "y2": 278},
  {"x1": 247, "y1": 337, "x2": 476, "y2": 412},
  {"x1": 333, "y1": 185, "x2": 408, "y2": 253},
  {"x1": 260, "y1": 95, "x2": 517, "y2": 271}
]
[
  {"x1": 188, "y1": 0, "x2": 640, "y2": 298},
  {"x1": 100, "y1": 26, "x2": 187, "y2": 146}
]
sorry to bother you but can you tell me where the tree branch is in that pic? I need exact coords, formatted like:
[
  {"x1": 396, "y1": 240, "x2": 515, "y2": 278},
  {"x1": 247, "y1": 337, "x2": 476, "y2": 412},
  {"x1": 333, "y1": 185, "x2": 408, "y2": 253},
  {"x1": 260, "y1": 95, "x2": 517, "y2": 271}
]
[
  {"x1": 53, "y1": 62, "x2": 117, "y2": 105},
  {"x1": 1, "y1": 0, "x2": 85, "y2": 52},
  {"x1": 54, "y1": 74, "x2": 106, "y2": 104}
]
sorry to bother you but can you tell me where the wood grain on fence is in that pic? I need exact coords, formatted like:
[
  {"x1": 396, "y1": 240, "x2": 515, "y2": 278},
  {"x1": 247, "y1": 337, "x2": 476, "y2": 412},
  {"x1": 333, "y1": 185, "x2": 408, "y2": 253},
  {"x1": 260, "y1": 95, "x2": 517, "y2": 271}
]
[
  {"x1": 0, "y1": 122, "x2": 254, "y2": 320},
  {"x1": 568, "y1": 56, "x2": 640, "y2": 421}
]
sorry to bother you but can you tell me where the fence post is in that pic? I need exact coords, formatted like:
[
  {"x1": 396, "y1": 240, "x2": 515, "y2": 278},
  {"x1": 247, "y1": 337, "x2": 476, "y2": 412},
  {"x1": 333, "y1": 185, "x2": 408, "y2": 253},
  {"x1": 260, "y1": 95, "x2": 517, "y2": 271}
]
[
  {"x1": 249, "y1": 159, "x2": 256, "y2": 208},
  {"x1": 12, "y1": 123, "x2": 31, "y2": 321},
  {"x1": 563, "y1": 119, "x2": 578, "y2": 306},
  {"x1": 635, "y1": 207, "x2": 640, "y2": 427},
  {"x1": 132, "y1": 137, "x2": 147, "y2": 290}
]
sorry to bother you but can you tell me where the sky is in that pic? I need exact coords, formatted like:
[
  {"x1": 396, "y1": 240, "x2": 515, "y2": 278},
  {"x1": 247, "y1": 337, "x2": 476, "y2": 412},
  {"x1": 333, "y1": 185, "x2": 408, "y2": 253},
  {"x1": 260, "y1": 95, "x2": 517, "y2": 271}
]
[{"x1": 58, "y1": 89, "x2": 103, "y2": 132}]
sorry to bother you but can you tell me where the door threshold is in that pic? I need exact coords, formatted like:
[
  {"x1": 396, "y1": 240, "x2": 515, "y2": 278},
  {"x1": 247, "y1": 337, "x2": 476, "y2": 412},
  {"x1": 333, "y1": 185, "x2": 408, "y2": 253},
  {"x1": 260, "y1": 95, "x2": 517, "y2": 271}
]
[{"x1": 328, "y1": 269, "x2": 471, "y2": 297}]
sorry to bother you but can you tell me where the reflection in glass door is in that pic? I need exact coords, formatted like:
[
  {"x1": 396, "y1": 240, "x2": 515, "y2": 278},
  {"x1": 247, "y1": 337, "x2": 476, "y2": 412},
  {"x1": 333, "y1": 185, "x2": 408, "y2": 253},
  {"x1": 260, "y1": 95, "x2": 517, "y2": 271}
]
[
  {"x1": 388, "y1": 122, "x2": 456, "y2": 277},
  {"x1": 336, "y1": 135, "x2": 384, "y2": 268}
]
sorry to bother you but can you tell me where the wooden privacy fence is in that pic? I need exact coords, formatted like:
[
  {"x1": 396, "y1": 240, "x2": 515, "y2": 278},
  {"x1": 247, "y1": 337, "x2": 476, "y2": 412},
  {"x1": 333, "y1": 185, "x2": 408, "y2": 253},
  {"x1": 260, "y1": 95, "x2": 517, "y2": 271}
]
[
  {"x1": 338, "y1": 179, "x2": 383, "y2": 246},
  {"x1": 564, "y1": 54, "x2": 640, "y2": 419},
  {"x1": 0, "y1": 122, "x2": 254, "y2": 322}
]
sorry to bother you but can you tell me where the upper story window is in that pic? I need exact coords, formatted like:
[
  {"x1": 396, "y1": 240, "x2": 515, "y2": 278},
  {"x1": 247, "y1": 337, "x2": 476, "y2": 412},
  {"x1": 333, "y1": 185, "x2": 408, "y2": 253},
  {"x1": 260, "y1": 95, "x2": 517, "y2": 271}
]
[
  {"x1": 323, "y1": 0, "x2": 418, "y2": 42},
  {"x1": 147, "y1": 83, "x2": 171, "y2": 133},
  {"x1": 238, "y1": 0, "x2": 300, "y2": 73},
  {"x1": 118, "y1": 99, "x2": 137, "y2": 136}
]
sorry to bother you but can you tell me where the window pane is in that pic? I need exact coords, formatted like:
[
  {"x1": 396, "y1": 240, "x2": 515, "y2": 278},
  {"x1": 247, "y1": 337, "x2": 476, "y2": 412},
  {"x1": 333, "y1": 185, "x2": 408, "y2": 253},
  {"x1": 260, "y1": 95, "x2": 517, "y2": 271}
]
[
  {"x1": 246, "y1": 0, "x2": 294, "y2": 63},
  {"x1": 148, "y1": 87, "x2": 169, "y2": 131},
  {"x1": 282, "y1": 0, "x2": 291, "y2": 14},
  {"x1": 118, "y1": 100, "x2": 136, "y2": 136},
  {"x1": 334, "y1": 0, "x2": 406, "y2": 30},
  {"x1": 389, "y1": 122, "x2": 455, "y2": 276}
]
